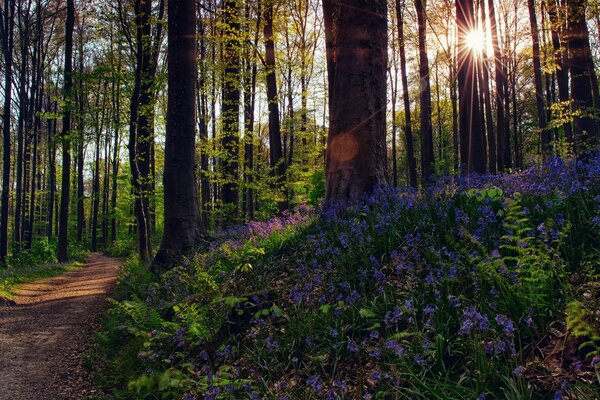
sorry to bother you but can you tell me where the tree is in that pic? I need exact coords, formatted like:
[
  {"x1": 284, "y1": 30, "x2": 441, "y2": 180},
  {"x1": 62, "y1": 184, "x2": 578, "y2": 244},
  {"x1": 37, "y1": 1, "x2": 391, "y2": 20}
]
[
  {"x1": 221, "y1": 0, "x2": 241, "y2": 213},
  {"x1": 415, "y1": 0, "x2": 435, "y2": 183},
  {"x1": 153, "y1": 0, "x2": 202, "y2": 268},
  {"x1": 323, "y1": 0, "x2": 388, "y2": 203},
  {"x1": 0, "y1": 0, "x2": 16, "y2": 265},
  {"x1": 57, "y1": 0, "x2": 75, "y2": 262},
  {"x1": 566, "y1": 0, "x2": 599, "y2": 156},
  {"x1": 263, "y1": 1, "x2": 287, "y2": 211},
  {"x1": 456, "y1": 0, "x2": 485, "y2": 173},
  {"x1": 527, "y1": 0, "x2": 549, "y2": 156},
  {"x1": 394, "y1": 0, "x2": 417, "y2": 188}
]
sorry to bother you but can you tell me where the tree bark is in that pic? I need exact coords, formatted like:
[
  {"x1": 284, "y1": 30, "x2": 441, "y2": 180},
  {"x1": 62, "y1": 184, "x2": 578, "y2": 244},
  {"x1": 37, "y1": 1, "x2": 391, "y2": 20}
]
[
  {"x1": 220, "y1": 0, "x2": 241, "y2": 212},
  {"x1": 0, "y1": 0, "x2": 16, "y2": 264},
  {"x1": 264, "y1": 2, "x2": 287, "y2": 212},
  {"x1": 323, "y1": 0, "x2": 388, "y2": 204},
  {"x1": 415, "y1": 0, "x2": 435, "y2": 184},
  {"x1": 153, "y1": 0, "x2": 202, "y2": 269},
  {"x1": 456, "y1": 0, "x2": 485, "y2": 173},
  {"x1": 527, "y1": 0, "x2": 550, "y2": 157},
  {"x1": 566, "y1": 0, "x2": 599, "y2": 156},
  {"x1": 395, "y1": 0, "x2": 417, "y2": 187},
  {"x1": 57, "y1": 0, "x2": 74, "y2": 262}
]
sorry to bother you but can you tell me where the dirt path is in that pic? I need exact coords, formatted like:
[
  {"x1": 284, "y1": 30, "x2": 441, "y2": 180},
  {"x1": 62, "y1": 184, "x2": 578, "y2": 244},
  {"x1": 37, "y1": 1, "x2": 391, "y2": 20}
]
[{"x1": 0, "y1": 253, "x2": 121, "y2": 400}]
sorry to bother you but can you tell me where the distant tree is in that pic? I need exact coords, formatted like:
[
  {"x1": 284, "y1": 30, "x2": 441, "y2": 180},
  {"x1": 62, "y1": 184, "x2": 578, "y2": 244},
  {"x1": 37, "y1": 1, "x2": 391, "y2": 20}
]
[
  {"x1": 414, "y1": 0, "x2": 435, "y2": 183},
  {"x1": 221, "y1": 0, "x2": 241, "y2": 213},
  {"x1": 527, "y1": 0, "x2": 549, "y2": 157},
  {"x1": 153, "y1": 0, "x2": 202, "y2": 268},
  {"x1": 57, "y1": 0, "x2": 75, "y2": 262},
  {"x1": 395, "y1": 0, "x2": 417, "y2": 187},
  {"x1": 263, "y1": 1, "x2": 287, "y2": 211},
  {"x1": 456, "y1": 0, "x2": 485, "y2": 173},
  {"x1": 323, "y1": 0, "x2": 388, "y2": 203}
]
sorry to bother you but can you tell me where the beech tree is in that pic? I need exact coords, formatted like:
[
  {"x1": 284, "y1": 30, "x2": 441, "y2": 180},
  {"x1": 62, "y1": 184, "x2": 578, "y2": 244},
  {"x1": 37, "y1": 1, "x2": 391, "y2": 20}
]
[
  {"x1": 323, "y1": 0, "x2": 388, "y2": 203},
  {"x1": 57, "y1": 0, "x2": 74, "y2": 262},
  {"x1": 153, "y1": 0, "x2": 202, "y2": 268},
  {"x1": 415, "y1": 0, "x2": 435, "y2": 183},
  {"x1": 0, "y1": 0, "x2": 15, "y2": 265}
]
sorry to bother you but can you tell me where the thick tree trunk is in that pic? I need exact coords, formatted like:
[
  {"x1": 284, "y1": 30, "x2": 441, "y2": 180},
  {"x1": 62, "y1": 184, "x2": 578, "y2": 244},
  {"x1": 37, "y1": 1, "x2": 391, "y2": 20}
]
[
  {"x1": 395, "y1": 0, "x2": 417, "y2": 187},
  {"x1": 323, "y1": 0, "x2": 388, "y2": 203},
  {"x1": 57, "y1": 0, "x2": 74, "y2": 262},
  {"x1": 415, "y1": 0, "x2": 435, "y2": 183},
  {"x1": 153, "y1": 0, "x2": 202, "y2": 268},
  {"x1": 566, "y1": 0, "x2": 599, "y2": 156}
]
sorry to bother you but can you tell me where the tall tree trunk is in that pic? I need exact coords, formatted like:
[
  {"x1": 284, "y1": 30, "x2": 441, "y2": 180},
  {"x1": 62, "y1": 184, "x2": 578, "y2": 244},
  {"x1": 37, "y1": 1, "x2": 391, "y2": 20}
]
[
  {"x1": 547, "y1": 0, "x2": 572, "y2": 144},
  {"x1": 566, "y1": 0, "x2": 599, "y2": 156},
  {"x1": 153, "y1": 0, "x2": 202, "y2": 268},
  {"x1": 264, "y1": 2, "x2": 287, "y2": 211},
  {"x1": 456, "y1": 0, "x2": 485, "y2": 173},
  {"x1": 487, "y1": 0, "x2": 509, "y2": 172},
  {"x1": 221, "y1": 0, "x2": 241, "y2": 212},
  {"x1": 47, "y1": 99, "x2": 56, "y2": 239},
  {"x1": 415, "y1": 0, "x2": 435, "y2": 183},
  {"x1": 395, "y1": 0, "x2": 417, "y2": 187},
  {"x1": 323, "y1": 0, "x2": 388, "y2": 203},
  {"x1": 57, "y1": 0, "x2": 74, "y2": 262},
  {"x1": 198, "y1": 8, "x2": 211, "y2": 230},
  {"x1": 527, "y1": 0, "x2": 550, "y2": 157},
  {"x1": 0, "y1": 0, "x2": 16, "y2": 265},
  {"x1": 76, "y1": 44, "x2": 85, "y2": 242},
  {"x1": 243, "y1": 2, "x2": 260, "y2": 220},
  {"x1": 391, "y1": 67, "x2": 398, "y2": 186}
]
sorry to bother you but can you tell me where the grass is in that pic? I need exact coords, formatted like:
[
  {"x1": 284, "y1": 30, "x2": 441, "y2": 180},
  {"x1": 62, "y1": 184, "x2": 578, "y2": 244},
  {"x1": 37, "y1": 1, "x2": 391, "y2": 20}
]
[{"x1": 0, "y1": 261, "x2": 84, "y2": 301}]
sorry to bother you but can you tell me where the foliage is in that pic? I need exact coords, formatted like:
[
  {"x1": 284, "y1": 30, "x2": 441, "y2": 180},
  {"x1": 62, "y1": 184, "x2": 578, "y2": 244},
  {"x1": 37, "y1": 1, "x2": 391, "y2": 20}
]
[{"x1": 96, "y1": 155, "x2": 600, "y2": 399}]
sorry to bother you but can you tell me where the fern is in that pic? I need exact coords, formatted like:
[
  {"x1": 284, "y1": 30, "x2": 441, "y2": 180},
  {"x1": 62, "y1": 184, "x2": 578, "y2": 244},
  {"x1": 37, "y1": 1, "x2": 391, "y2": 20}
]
[{"x1": 566, "y1": 301, "x2": 600, "y2": 359}]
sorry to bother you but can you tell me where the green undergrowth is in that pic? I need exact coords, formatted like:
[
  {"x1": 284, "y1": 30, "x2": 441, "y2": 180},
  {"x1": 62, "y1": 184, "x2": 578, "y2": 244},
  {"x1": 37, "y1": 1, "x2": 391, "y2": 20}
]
[
  {"x1": 0, "y1": 238, "x2": 89, "y2": 301},
  {"x1": 0, "y1": 260, "x2": 85, "y2": 300},
  {"x1": 95, "y1": 160, "x2": 600, "y2": 399}
]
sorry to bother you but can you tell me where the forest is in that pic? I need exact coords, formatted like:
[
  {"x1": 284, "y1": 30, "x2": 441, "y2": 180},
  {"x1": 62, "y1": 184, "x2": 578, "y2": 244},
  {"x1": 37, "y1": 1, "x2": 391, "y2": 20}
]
[{"x1": 0, "y1": 0, "x2": 599, "y2": 398}]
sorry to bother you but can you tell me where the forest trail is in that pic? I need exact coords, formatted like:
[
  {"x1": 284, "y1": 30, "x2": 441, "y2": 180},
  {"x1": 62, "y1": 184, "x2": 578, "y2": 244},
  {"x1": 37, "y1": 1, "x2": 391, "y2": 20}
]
[{"x1": 0, "y1": 253, "x2": 121, "y2": 400}]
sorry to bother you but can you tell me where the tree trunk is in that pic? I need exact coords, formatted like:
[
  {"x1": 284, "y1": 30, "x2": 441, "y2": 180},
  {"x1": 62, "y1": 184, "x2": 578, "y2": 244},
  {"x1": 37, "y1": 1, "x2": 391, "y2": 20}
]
[
  {"x1": 323, "y1": 0, "x2": 388, "y2": 203},
  {"x1": 153, "y1": 0, "x2": 202, "y2": 268},
  {"x1": 57, "y1": 0, "x2": 74, "y2": 262},
  {"x1": 527, "y1": 0, "x2": 550, "y2": 157},
  {"x1": 220, "y1": 0, "x2": 241, "y2": 212},
  {"x1": 264, "y1": 2, "x2": 287, "y2": 212},
  {"x1": 547, "y1": 0, "x2": 572, "y2": 144},
  {"x1": 0, "y1": 0, "x2": 16, "y2": 265},
  {"x1": 487, "y1": 0, "x2": 509, "y2": 172},
  {"x1": 395, "y1": 0, "x2": 417, "y2": 187},
  {"x1": 415, "y1": 0, "x2": 435, "y2": 183},
  {"x1": 76, "y1": 44, "x2": 85, "y2": 242},
  {"x1": 456, "y1": 0, "x2": 485, "y2": 173},
  {"x1": 566, "y1": 0, "x2": 599, "y2": 156}
]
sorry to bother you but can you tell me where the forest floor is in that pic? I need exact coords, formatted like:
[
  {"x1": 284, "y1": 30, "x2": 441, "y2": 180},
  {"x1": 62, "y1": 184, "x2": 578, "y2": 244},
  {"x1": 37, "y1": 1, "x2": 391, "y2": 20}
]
[{"x1": 0, "y1": 253, "x2": 121, "y2": 400}]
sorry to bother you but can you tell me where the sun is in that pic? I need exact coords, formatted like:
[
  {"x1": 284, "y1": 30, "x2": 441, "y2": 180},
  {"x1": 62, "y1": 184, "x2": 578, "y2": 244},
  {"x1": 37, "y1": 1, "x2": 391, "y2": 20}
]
[{"x1": 465, "y1": 28, "x2": 486, "y2": 54}]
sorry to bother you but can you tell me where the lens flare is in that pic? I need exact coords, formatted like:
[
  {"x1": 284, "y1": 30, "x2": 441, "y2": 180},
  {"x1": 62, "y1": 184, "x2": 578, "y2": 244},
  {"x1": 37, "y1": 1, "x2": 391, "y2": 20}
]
[{"x1": 465, "y1": 29, "x2": 485, "y2": 54}]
